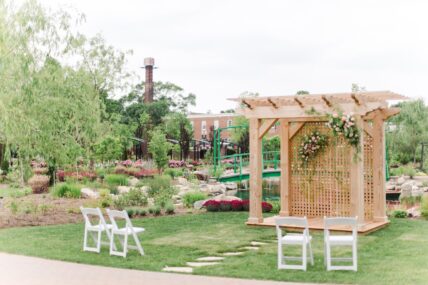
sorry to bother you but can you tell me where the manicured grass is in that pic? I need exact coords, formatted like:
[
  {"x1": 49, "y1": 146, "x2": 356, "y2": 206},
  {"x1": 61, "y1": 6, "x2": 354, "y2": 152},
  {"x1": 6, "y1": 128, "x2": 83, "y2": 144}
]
[{"x1": 0, "y1": 212, "x2": 427, "y2": 284}]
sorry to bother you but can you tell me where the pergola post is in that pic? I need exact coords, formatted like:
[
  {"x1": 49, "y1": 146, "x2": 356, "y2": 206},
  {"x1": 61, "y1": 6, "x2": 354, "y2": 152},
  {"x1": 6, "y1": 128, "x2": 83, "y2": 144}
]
[
  {"x1": 247, "y1": 118, "x2": 263, "y2": 224},
  {"x1": 372, "y1": 114, "x2": 388, "y2": 222},
  {"x1": 279, "y1": 119, "x2": 290, "y2": 216},
  {"x1": 350, "y1": 116, "x2": 365, "y2": 224}
]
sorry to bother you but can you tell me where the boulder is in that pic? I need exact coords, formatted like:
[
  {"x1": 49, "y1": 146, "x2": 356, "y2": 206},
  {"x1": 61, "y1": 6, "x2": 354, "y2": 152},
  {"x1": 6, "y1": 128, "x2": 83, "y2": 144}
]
[
  {"x1": 385, "y1": 181, "x2": 396, "y2": 191},
  {"x1": 401, "y1": 180, "x2": 416, "y2": 197},
  {"x1": 226, "y1": 190, "x2": 238, "y2": 196},
  {"x1": 411, "y1": 185, "x2": 424, "y2": 197},
  {"x1": 177, "y1": 177, "x2": 188, "y2": 185},
  {"x1": 117, "y1": 186, "x2": 131, "y2": 194},
  {"x1": 225, "y1": 182, "x2": 238, "y2": 190},
  {"x1": 194, "y1": 171, "x2": 208, "y2": 181},
  {"x1": 407, "y1": 207, "x2": 421, "y2": 218},
  {"x1": 193, "y1": 200, "x2": 206, "y2": 209},
  {"x1": 396, "y1": 176, "x2": 406, "y2": 186},
  {"x1": 140, "y1": 186, "x2": 149, "y2": 195},
  {"x1": 81, "y1": 188, "x2": 99, "y2": 199},
  {"x1": 128, "y1": 177, "x2": 140, "y2": 187},
  {"x1": 213, "y1": 194, "x2": 242, "y2": 202}
]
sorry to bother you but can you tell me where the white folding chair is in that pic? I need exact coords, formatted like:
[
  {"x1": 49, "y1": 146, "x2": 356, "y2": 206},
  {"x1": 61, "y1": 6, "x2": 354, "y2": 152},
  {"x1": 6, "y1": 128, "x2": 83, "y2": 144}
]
[
  {"x1": 106, "y1": 209, "x2": 145, "y2": 257},
  {"x1": 324, "y1": 216, "x2": 358, "y2": 271},
  {"x1": 80, "y1": 207, "x2": 115, "y2": 253},
  {"x1": 275, "y1": 216, "x2": 314, "y2": 271}
]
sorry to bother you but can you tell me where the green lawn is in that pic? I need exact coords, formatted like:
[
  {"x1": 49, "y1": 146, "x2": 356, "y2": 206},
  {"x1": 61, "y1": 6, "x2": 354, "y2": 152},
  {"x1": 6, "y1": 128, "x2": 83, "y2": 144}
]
[{"x1": 0, "y1": 212, "x2": 427, "y2": 284}]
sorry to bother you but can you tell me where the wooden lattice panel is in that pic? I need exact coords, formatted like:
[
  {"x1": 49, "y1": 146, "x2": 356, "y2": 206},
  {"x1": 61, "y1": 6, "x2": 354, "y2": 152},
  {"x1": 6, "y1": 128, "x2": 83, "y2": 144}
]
[
  {"x1": 364, "y1": 131, "x2": 374, "y2": 220},
  {"x1": 289, "y1": 122, "x2": 374, "y2": 219}
]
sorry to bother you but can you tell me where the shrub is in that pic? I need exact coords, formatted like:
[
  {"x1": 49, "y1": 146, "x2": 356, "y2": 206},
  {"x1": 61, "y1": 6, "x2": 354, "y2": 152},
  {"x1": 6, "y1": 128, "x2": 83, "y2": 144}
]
[
  {"x1": 149, "y1": 205, "x2": 161, "y2": 216},
  {"x1": 99, "y1": 189, "x2": 112, "y2": 208},
  {"x1": 164, "y1": 167, "x2": 184, "y2": 178},
  {"x1": 51, "y1": 183, "x2": 81, "y2": 198},
  {"x1": 113, "y1": 188, "x2": 147, "y2": 209},
  {"x1": 219, "y1": 201, "x2": 232, "y2": 211},
  {"x1": 392, "y1": 209, "x2": 407, "y2": 218},
  {"x1": 182, "y1": 191, "x2": 207, "y2": 208},
  {"x1": 230, "y1": 200, "x2": 243, "y2": 211},
  {"x1": 105, "y1": 174, "x2": 128, "y2": 187},
  {"x1": 136, "y1": 208, "x2": 147, "y2": 216},
  {"x1": 28, "y1": 175, "x2": 50, "y2": 194},
  {"x1": 242, "y1": 200, "x2": 250, "y2": 211},
  {"x1": 270, "y1": 200, "x2": 281, "y2": 214},
  {"x1": 165, "y1": 202, "x2": 175, "y2": 214},
  {"x1": 262, "y1": 201, "x2": 273, "y2": 213},
  {"x1": 143, "y1": 175, "x2": 172, "y2": 196},
  {"x1": 126, "y1": 208, "x2": 135, "y2": 217},
  {"x1": 203, "y1": 200, "x2": 220, "y2": 212},
  {"x1": 168, "y1": 160, "x2": 186, "y2": 168},
  {"x1": 421, "y1": 194, "x2": 428, "y2": 219}
]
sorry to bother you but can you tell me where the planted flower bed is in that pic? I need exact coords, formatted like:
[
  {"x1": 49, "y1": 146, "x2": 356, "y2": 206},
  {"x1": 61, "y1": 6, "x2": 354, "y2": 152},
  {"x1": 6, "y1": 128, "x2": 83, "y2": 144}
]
[{"x1": 202, "y1": 199, "x2": 272, "y2": 213}]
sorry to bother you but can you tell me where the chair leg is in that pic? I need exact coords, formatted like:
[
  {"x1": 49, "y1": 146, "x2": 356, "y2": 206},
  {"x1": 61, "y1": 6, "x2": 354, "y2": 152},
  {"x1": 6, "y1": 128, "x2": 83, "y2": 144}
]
[
  {"x1": 302, "y1": 242, "x2": 307, "y2": 271},
  {"x1": 133, "y1": 233, "x2": 144, "y2": 256},
  {"x1": 277, "y1": 242, "x2": 282, "y2": 269},
  {"x1": 83, "y1": 228, "x2": 88, "y2": 251},
  {"x1": 123, "y1": 233, "x2": 128, "y2": 258},
  {"x1": 96, "y1": 230, "x2": 102, "y2": 253},
  {"x1": 353, "y1": 242, "x2": 358, "y2": 271},
  {"x1": 308, "y1": 241, "x2": 314, "y2": 266},
  {"x1": 326, "y1": 243, "x2": 331, "y2": 271}
]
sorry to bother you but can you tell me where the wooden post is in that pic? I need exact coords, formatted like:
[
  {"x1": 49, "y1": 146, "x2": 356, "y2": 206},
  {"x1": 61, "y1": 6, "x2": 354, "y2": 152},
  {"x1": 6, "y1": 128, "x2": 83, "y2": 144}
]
[
  {"x1": 350, "y1": 116, "x2": 365, "y2": 225},
  {"x1": 247, "y1": 118, "x2": 263, "y2": 224},
  {"x1": 372, "y1": 114, "x2": 388, "y2": 222},
  {"x1": 279, "y1": 119, "x2": 290, "y2": 216}
]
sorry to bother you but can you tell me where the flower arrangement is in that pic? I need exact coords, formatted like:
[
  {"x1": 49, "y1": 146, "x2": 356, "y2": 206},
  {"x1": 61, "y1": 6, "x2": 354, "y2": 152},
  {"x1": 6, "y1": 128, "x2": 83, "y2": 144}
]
[
  {"x1": 298, "y1": 131, "x2": 328, "y2": 163},
  {"x1": 327, "y1": 112, "x2": 361, "y2": 153}
]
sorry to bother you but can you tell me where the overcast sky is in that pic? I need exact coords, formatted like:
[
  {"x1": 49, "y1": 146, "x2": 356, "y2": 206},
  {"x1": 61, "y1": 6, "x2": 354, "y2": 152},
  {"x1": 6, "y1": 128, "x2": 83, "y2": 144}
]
[{"x1": 39, "y1": 0, "x2": 428, "y2": 113}]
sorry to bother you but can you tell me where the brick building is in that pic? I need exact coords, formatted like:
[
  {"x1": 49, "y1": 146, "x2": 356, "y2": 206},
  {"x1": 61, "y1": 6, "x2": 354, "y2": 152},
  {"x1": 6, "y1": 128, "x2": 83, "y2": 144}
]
[{"x1": 187, "y1": 113, "x2": 237, "y2": 142}]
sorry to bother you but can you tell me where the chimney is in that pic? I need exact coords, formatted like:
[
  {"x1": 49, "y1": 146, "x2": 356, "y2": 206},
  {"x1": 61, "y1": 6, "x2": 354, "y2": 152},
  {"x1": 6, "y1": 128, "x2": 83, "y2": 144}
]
[{"x1": 143, "y1": 57, "x2": 155, "y2": 103}]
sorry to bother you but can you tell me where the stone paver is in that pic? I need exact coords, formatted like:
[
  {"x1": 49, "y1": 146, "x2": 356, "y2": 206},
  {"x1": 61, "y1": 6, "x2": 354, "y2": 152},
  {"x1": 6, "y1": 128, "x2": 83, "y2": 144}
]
[
  {"x1": 196, "y1": 256, "x2": 225, "y2": 261},
  {"x1": 242, "y1": 246, "x2": 260, "y2": 250},
  {"x1": 251, "y1": 241, "x2": 268, "y2": 246},
  {"x1": 162, "y1": 266, "x2": 193, "y2": 273},
  {"x1": 222, "y1": 251, "x2": 245, "y2": 256},
  {"x1": 0, "y1": 252, "x2": 325, "y2": 285},
  {"x1": 186, "y1": 261, "x2": 220, "y2": 267}
]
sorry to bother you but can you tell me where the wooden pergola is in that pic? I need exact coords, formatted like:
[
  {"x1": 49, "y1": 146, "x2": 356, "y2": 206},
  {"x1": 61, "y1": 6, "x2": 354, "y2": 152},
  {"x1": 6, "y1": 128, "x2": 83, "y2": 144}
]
[{"x1": 230, "y1": 91, "x2": 407, "y2": 232}]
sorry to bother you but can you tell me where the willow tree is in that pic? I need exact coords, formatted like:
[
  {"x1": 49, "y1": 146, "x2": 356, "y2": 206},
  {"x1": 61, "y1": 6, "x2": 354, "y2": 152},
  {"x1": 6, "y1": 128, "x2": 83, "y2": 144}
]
[{"x1": 0, "y1": 0, "x2": 123, "y2": 182}]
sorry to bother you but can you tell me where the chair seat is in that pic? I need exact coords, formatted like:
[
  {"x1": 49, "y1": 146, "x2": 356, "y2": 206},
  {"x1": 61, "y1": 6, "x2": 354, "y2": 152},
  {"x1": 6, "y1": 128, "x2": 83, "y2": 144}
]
[
  {"x1": 87, "y1": 224, "x2": 113, "y2": 231},
  {"x1": 281, "y1": 234, "x2": 312, "y2": 244},
  {"x1": 327, "y1": 235, "x2": 354, "y2": 245},
  {"x1": 113, "y1": 227, "x2": 145, "y2": 234}
]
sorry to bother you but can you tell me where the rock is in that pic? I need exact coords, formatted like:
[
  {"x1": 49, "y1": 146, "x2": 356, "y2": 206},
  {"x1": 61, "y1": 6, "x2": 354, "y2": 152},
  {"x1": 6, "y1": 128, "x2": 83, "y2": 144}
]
[
  {"x1": 222, "y1": 252, "x2": 244, "y2": 256},
  {"x1": 226, "y1": 190, "x2": 237, "y2": 196},
  {"x1": 193, "y1": 200, "x2": 206, "y2": 209},
  {"x1": 407, "y1": 207, "x2": 420, "y2": 218},
  {"x1": 401, "y1": 180, "x2": 416, "y2": 197},
  {"x1": 386, "y1": 181, "x2": 396, "y2": 191},
  {"x1": 117, "y1": 186, "x2": 131, "y2": 194},
  {"x1": 213, "y1": 194, "x2": 242, "y2": 202},
  {"x1": 411, "y1": 185, "x2": 423, "y2": 197},
  {"x1": 396, "y1": 176, "x2": 406, "y2": 186},
  {"x1": 81, "y1": 188, "x2": 99, "y2": 199},
  {"x1": 128, "y1": 177, "x2": 139, "y2": 187},
  {"x1": 140, "y1": 186, "x2": 149, "y2": 195},
  {"x1": 194, "y1": 170, "x2": 208, "y2": 181},
  {"x1": 225, "y1": 182, "x2": 238, "y2": 190},
  {"x1": 177, "y1": 177, "x2": 188, "y2": 185},
  {"x1": 147, "y1": 198, "x2": 155, "y2": 207}
]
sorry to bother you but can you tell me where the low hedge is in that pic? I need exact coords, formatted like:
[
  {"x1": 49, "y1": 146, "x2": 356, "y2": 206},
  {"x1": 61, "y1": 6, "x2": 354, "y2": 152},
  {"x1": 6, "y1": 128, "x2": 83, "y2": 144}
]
[{"x1": 203, "y1": 199, "x2": 272, "y2": 213}]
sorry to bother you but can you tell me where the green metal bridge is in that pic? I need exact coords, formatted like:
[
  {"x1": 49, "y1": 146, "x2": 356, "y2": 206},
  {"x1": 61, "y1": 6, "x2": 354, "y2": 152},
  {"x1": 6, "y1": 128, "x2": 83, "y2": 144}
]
[{"x1": 213, "y1": 126, "x2": 281, "y2": 182}]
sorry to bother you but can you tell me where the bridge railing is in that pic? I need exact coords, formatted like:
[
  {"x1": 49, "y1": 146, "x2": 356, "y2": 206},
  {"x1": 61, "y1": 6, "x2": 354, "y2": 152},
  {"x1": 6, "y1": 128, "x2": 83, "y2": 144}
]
[{"x1": 218, "y1": 151, "x2": 280, "y2": 176}]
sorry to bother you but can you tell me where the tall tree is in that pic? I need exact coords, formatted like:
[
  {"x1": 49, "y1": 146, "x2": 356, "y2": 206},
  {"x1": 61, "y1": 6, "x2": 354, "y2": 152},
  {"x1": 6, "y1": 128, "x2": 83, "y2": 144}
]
[{"x1": 164, "y1": 113, "x2": 193, "y2": 160}]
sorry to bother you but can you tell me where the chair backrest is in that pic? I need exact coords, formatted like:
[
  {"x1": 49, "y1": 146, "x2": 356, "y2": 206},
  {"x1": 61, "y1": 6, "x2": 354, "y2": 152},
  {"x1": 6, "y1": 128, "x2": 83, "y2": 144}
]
[
  {"x1": 275, "y1": 216, "x2": 309, "y2": 239},
  {"x1": 324, "y1": 216, "x2": 358, "y2": 239},
  {"x1": 80, "y1": 207, "x2": 107, "y2": 227},
  {"x1": 106, "y1": 209, "x2": 132, "y2": 230}
]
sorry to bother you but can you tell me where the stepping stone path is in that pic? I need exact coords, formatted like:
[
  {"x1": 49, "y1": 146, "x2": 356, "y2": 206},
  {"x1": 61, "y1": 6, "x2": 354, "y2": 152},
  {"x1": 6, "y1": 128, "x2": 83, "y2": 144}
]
[
  {"x1": 162, "y1": 266, "x2": 193, "y2": 273},
  {"x1": 163, "y1": 240, "x2": 272, "y2": 273}
]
